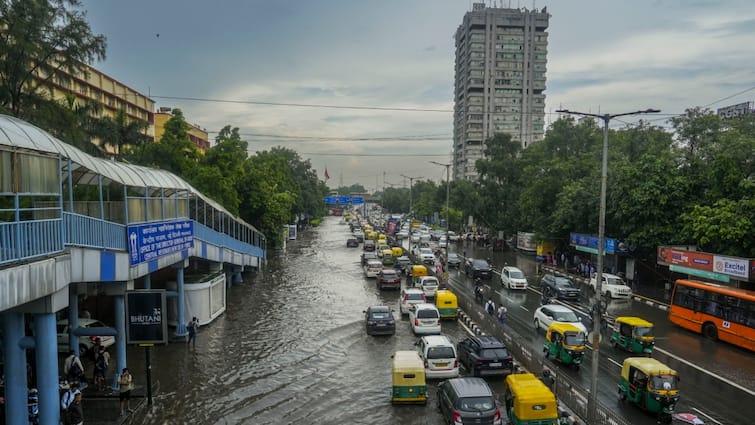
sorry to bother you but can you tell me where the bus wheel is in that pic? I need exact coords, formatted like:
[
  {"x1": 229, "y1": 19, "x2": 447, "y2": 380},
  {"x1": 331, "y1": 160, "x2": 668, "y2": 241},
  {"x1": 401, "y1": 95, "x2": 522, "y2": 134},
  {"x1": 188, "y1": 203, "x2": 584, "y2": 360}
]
[{"x1": 702, "y1": 323, "x2": 718, "y2": 341}]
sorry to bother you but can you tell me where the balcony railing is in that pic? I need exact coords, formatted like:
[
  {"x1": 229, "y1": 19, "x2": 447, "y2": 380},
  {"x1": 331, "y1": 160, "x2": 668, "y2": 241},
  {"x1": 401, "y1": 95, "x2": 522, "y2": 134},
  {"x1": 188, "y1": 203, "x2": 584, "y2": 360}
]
[
  {"x1": 0, "y1": 219, "x2": 64, "y2": 265},
  {"x1": 64, "y1": 212, "x2": 126, "y2": 250}
]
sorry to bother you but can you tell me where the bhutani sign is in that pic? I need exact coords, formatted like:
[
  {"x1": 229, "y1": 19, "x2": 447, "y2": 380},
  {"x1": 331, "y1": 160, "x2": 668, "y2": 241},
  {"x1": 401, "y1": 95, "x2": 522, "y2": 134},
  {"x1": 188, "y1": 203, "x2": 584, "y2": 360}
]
[{"x1": 717, "y1": 102, "x2": 753, "y2": 119}]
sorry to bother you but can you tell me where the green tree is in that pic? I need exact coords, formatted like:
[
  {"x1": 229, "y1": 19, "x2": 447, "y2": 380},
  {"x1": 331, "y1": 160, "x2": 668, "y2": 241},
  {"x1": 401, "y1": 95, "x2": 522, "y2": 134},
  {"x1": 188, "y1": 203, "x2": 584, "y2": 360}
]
[
  {"x1": 126, "y1": 108, "x2": 198, "y2": 175},
  {"x1": 681, "y1": 198, "x2": 755, "y2": 257},
  {"x1": 381, "y1": 186, "x2": 409, "y2": 212},
  {"x1": 92, "y1": 109, "x2": 149, "y2": 159},
  {"x1": 0, "y1": 0, "x2": 106, "y2": 120},
  {"x1": 39, "y1": 93, "x2": 100, "y2": 154},
  {"x1": 475, "y1": 133, "x2": 523, "y2": 234},
  {"x1": 336, "y1": 184, "x2": 367, "y2": 195}
]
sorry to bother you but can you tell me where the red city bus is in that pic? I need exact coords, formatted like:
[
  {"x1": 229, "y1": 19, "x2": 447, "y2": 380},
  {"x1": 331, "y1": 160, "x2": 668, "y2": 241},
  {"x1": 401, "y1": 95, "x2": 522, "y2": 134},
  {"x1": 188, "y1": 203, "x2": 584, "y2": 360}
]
[{"x1": 669, "y1": 279, "x2": 755, "y2": 352}]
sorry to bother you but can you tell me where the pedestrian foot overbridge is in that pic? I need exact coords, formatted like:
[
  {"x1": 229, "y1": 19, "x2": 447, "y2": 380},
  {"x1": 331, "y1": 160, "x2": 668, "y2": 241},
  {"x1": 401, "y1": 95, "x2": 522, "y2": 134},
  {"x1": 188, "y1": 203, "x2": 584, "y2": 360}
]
[{"x1": 0, "y1": 114, "x2": 266, "y2": 425}]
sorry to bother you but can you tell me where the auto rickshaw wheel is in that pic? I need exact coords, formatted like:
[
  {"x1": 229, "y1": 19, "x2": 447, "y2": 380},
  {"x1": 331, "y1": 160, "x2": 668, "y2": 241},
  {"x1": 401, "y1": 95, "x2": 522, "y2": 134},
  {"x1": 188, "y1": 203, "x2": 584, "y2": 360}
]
[
  {"x1": 618, "y1": 388, "x2": 626, "y2": 402},
  {"x1": 702, "y1": 322, "x2": 718, "y2": 341}
]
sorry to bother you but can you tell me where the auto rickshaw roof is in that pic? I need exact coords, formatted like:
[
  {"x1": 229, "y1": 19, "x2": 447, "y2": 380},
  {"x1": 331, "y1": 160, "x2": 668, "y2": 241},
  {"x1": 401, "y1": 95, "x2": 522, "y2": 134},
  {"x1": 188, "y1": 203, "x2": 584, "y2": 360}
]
[
  {"x1": 546, "y1": 322, "x2": 584, "y2": 335},
  {"x1": 392, "y1": 350, "x2": 424, "y2": 372},
  {"x1": 411, "y1": 265, "x2": 428, "y2": 273},
  {"x1": 435, "y1": 289, "x2": 457, "y2": 299},
  {"x1": 615, "y1": 316, "x2": 654, "y2": 327},
  {"x1": 621, "y1": 357, "x2": 677, "y2": 377},
  {"x1": 505, "y1": 374, "x2": 557, "y2": 418}
]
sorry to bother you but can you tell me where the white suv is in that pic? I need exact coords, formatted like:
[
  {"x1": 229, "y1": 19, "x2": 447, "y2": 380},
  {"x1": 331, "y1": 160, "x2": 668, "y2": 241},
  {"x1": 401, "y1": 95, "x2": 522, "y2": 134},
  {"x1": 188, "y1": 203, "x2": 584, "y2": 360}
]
[
  {"x1": 419, "y1": 248, "x2": 435, "y2": 264},
  {"x1": 399, "y1": 288, "x2": 427, "y2": 315},
  {"x1": 589, "y1": 273, "x2": 632, "y2": 299},
  {"x1": 409, "y1": 303, "x2": 441, "y2": 335},
  {"x1": 418, "y1": 276, "x2": 439, "y2": 299},
  {"x1": 416, "y1": 335, "x2": 459, "y2": 379},
  {"x1": 500, "y1": 266, "x2": 528, "y2": 290},
  {"x1": 533, "y1": 304, "x2": 588, "y2": 333}
]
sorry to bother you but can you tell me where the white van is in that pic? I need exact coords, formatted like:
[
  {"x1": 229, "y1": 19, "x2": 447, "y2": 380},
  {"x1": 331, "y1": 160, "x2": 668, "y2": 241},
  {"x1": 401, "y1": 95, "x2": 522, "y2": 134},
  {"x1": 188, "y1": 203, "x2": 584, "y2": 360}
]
[
  {"x1": 416, "y1": 335, "x2": 459, "y2": 379},
  {"x1": 418, "y1": 276, "x2": 439, "y2": 299},
  {"x1": 364, "y1": 260, "x2": 383, "y2": 278},
  {"x1": 409, "y1": 303, "x2": 441, "y2": 335},
  {"x1": 501, "y1": 266, "x2": 528, "y2": 290}
]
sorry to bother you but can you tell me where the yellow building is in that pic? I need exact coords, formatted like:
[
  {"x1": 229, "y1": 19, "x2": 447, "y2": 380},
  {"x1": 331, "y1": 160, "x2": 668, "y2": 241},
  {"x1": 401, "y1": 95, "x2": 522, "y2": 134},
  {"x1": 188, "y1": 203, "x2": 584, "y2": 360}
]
[
  {"x1": 42, "y1": 63, "x2": 155, "y2": 143},
  {"x1": 154, "y1": 108, "x2": 210, "y2": 152}
]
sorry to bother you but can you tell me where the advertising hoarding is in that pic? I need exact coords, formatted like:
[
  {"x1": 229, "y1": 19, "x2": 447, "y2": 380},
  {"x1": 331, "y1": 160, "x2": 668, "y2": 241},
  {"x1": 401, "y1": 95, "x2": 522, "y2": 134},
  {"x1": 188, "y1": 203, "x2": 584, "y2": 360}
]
[
  {"x1": 717, "y1": 101, "x2": 752, "y2": 119},
  {"x1": 657, "y1": 246, "x2": 750, "y2": 280},
  {"x1": 125, "y1": 290, "x2": 168, "y2": 345}
]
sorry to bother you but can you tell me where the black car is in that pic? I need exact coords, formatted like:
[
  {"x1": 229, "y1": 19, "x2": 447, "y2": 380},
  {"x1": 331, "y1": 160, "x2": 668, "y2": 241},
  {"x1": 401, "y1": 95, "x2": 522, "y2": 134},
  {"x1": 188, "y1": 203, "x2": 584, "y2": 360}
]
[
  {"x1": 346, "y1": 238, "x2": 359, "y2": 248},
  {"x1": 464, "y1": 258, "x2": 492, "y2": 280},
  {"x1": 446, "y1": 253, "x2": 462, "y2": 268},
  {"x1": 541, "y1": 274, "x2": 580, "y2": 301},
  {"x1": 377, "y1": 269, "x2": 401, "y2": 290},
  {"x1": 437, "y1": 377, "x2": 503, "y2": 425},
  {"x1": 364, "y1": 305, "x2": 395, "y2": 335},
  {"x1": 363, "y1": 240, "x2": 376, "y2": 252},
  {"x1": 457, "y1": 336, "x2": 513, "y2": 376}
]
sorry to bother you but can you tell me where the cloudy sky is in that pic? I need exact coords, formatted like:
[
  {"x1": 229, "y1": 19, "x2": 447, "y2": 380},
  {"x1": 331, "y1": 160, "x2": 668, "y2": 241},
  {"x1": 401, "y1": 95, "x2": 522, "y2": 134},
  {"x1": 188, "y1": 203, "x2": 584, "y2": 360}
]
[{"x1": 81, "y1": 0, "x2": 755, "y2": 190}]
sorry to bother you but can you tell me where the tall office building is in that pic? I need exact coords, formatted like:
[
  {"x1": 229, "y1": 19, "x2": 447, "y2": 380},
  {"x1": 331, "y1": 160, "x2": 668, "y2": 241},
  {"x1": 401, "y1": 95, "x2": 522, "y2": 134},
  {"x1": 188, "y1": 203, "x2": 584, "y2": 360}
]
[{"x1": 453, "y1": 3, "x2": 550, "y2": 180}]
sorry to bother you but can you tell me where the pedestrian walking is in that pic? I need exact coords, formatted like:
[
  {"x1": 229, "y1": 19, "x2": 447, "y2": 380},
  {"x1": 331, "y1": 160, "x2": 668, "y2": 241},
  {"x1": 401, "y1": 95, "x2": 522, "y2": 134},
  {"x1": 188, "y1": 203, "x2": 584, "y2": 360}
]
[
  {"x1": 93, "y1": 346, "x2": 109, "y2": 391},
  {"x1": 187, "y1": 316, "x2": 199, "y2": 348},
  {"x1": 497, "y1": 304, "x2": 508, "y2": 326},
  {"x1": 63, "y1": 351, "x2": 84, "y2": 384},
  {"x1": 118, "y1": 368, "x2": 133, "y2": 416},
  {"x1": 65, "y1": 392, "x2": 84, "y2": 425},
  {"x1": 485, "y1": 298, "x2": 495, "y2": 315},
  {"x1": 60, "y1": 382, "x2": 80, "y2": 417}
]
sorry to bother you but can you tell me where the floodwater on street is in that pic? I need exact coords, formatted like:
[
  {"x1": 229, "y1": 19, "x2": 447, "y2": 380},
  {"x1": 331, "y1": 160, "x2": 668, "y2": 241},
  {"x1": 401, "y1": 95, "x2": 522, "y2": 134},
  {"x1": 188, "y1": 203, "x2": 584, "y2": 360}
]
[{"x1": 131, "y1": 217, "x2": 480, "y2": 425}]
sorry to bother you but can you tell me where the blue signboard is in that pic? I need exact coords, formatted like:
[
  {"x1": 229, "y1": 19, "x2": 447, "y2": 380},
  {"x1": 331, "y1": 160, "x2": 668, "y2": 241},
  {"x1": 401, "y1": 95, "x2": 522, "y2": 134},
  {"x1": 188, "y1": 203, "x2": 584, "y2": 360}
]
[
  {"x1": 570, "y1": 232, "x2": 616, "y2": 254},
  {"x1": 337, "y1": 196, "x2": 350, "y2": 204},
  {"x1": 324, "y1": 196, "x2": 336, "y2": 204},
  {"x1": 351, "y1": 196, "x2": 364, "y2": 204},
  {"x1": 128, "y1": 219, "x2": 194, "y2": 266}
]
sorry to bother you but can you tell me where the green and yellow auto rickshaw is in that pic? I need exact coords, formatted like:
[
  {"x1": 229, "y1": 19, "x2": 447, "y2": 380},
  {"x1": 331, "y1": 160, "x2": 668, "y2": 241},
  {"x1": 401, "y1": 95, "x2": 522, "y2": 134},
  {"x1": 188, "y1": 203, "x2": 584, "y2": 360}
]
[
  {"x1": 435, "y1": 289, "x2": 458, "y2": 319},
  {"x1": 610, "y1": 316, "x2": 655, "y2": 355},
  {"x1": 391, "y1": 351, "x2": 427, "y2": 404},
  {"x1": 543, "y1": 322, "x2": 587, "y2": 370},
  {"x1": 618, "y1": 357, "x2": 680, "y2": 423},
  {"x1": 503, "y1": 373, "x2": 558, "y2": 425}
]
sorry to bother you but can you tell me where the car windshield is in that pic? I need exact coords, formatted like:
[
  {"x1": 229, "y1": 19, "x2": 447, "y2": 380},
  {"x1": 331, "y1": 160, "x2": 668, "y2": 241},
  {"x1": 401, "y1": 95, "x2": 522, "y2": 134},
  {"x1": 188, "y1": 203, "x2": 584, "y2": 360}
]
[
  {"x1": 459, "y1": 396, "x2": 495, "y2": 412},
  {"x1": 427, "y1": 346, "x2": 455, "y2": 359},
  {"x1": 650, "y1": 374, "x2": 678, "y2": 391},
  {"x1": 422, "y1": 278, "x2": 438, "y2": 286},
  {"x1": 420, "y1": 248, "x2": 433, "y2": 254},
  {"x1": 370, "y1": 312, "x2": 391, "y2": 320},
  {"x1": 553, "y1": 310, "x2": 579, "y2": 322},
  {"x1": 634, "y1": 326, "x2": 654, "y2": 337},
  {"x1": 382, "y1": 270, "x2": 397, "y2": 277},
  {"x1": 509, "y1": 270, "x2": 524, "y2": 278},
  {"x1": 406, "y1": 293, "x2": 424, "y2": 301},
  {"x1": 564, "y1": 331, "x2": 586, "y2": 346},
  {"x1": 448, "y1": 254, "x2": 460, "y2": 260},
  {"x1": 555, "y1": 278, "x2": 575, "y2": 287},
  {"x1": 480, "y1": 348, "x2": 508, "y2": 359},
  {"x1": 605, "y1": 277, "x2": 626, "y2": 286},
  {"x1": 472, "y1": 260, "x2": 489, "y2": 268},
  {"x1": 417, "y1": 309, "x2": 439, "y2": 319}
]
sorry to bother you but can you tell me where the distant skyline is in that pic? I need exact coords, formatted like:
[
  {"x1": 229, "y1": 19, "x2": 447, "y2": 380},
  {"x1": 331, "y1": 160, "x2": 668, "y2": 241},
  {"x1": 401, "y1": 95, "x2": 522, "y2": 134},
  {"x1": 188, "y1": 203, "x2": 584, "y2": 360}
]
[{"x1": 81, "y1": 0, "x2": 755, "y2": 190}]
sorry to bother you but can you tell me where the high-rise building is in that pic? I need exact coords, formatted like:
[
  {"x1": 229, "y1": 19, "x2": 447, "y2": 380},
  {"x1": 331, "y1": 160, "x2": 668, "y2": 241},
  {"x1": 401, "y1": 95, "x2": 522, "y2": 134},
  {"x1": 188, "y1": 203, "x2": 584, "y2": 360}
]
[{"x1": 453, "y1": 3, "x2": 550, "y2": 180}]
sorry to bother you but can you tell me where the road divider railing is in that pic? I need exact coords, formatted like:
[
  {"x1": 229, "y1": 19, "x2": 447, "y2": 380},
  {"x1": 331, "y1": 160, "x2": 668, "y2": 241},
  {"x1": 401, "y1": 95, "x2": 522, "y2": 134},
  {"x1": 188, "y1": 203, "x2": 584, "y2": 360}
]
[{"x1": 454, "y1": 283, "x2": 631, "y2": 425}]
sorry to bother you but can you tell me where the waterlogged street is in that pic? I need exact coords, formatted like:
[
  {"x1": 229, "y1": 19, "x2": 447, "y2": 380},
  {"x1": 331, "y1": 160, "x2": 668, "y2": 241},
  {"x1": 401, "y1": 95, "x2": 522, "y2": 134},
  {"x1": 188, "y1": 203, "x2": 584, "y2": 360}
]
[{"x1": 128, "y1": 216, "x2": 754, "y2": 425}]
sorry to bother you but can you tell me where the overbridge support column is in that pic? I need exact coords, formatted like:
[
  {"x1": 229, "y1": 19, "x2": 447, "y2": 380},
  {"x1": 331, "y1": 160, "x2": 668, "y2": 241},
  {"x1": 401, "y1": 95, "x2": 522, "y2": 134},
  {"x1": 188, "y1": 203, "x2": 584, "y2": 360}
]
[
  {"x1": 34, "y1": 313, "x2": 60, "y2": 425},
  {"x1": 2, "y1": 311, "x2": 28, "y2": 425},
  {"x1": 114, "y1": 291, "x2": 127, "y2": 373},
  {"x1": 233, "y1": 266, "x2": 243, "y2": 284},
  {"x1": 175, "y1": 261, "x2": 188, "y2": 337},
  {"x1": 68, "y1": 283, "x2": 80, "y2": 356}
]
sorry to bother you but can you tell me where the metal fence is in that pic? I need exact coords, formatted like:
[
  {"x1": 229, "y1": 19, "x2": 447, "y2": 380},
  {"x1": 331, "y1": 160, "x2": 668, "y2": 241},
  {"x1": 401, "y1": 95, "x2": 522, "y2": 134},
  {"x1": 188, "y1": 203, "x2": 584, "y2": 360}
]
[
  {"x1": 0, "y1": 218, "x2": 64, "y2": 265},
  {"x1": 453, "y1": 283, "x2": 632, "y2": 425},
  {"x1": 64, "y1": 212, "x2": 127, "y2": 250}
]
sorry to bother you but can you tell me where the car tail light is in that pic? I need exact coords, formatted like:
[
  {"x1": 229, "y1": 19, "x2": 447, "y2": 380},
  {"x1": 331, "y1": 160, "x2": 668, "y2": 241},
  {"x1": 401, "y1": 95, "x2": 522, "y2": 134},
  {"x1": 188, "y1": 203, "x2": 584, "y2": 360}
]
[
  {"x1": 437, "y1": 319, "x2": 441, "y2": 325},
  {"x1": 415, "y1": 319, "x2": 420, "y2": 327},
  {"x1": 424, "y1": 360, "x2": 428, "y2": 368},
  {"x1": 476, "y1": 358, "x2": 486, "y2": 365},
  {"x1": 452, "y1": 411, "x2": 463, "y2": 425},
  {"x1": 493, "y1": 408, "x2": 502, "y2": 425},
  {"x1": 422, "y1": 295, "x2": 427, "y2": 301},
  {"x1": 454, "y1": 359, "x2": 459, "y2": 368}
]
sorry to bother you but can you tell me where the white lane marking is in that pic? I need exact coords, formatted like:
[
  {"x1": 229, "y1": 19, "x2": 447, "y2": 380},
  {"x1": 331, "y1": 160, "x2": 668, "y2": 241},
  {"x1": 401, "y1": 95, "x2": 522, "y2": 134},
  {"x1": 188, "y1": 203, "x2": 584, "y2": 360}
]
[
  {"x1": 655, "y1": 346, "x2": 755, "y2": 397},
  {"x1": 607, "y1": 357, "x2": 622, "y2": 368},
  {"x1": 519, "y1": 305, "x2": 529, "y2": 312},
  {"x1": 692, "y1": 407, "x2": 723, "y2": 425}
]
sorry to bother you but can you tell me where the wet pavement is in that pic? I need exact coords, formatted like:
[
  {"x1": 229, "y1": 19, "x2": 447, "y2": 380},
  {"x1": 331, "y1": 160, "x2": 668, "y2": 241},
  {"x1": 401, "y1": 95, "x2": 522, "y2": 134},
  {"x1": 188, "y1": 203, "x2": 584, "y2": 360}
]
[{"x1": 88, "y1": 216, "x2": 754, "y2": 425}]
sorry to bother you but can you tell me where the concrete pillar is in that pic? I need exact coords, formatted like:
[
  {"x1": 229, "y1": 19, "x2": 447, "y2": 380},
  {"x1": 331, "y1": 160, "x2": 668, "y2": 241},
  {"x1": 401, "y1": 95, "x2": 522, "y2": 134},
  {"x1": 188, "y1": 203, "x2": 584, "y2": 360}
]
[
  {"x1": 2, "y1": 311, "x2": 28, "y2": 425},
  {"x1": 226, "y1": 270, "x2": 233, "y2": 289},
  {"x1": 114, "y1": 294, "x2": 127, "y2": 374},
  {"x1": 144, "y1": 273, "x2": 151, "y2": 289},
  {"x1": 68, "y1": 284, "x2": 80, "y2": 356},
  {"x1": 175, "y1": 264, "x2": 188, "y2": 336},
  {"x1": 34, "y1": 313, "x2": 60, "y2": 425},
  {"x1": 233, "y1": 266, "x2": 243, "y2": 284}
]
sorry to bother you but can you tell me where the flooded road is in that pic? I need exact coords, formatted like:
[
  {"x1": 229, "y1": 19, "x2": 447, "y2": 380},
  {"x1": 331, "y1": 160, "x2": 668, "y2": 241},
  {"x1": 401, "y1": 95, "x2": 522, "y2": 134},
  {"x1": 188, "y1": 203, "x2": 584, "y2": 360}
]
[
  {"x1": 132, "y1": 218, "x2": 476, "y2": 425},
  {"x1": 127, "y1": 216, "x2": 754, "y2": 425}
]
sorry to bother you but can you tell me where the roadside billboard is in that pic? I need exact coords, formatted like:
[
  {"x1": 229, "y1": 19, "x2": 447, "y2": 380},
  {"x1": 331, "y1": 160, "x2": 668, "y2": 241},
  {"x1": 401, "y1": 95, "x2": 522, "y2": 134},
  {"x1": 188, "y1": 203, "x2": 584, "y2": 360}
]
[
  {"x1": 657, "y1": 246, "x2": 750, "y2": 281},
  {"x1": 516, "y1": 231, "x2": 536, "y2": 252},
  {"x1": 125, "y1": 290, "x2": 168, "y2": 345}
]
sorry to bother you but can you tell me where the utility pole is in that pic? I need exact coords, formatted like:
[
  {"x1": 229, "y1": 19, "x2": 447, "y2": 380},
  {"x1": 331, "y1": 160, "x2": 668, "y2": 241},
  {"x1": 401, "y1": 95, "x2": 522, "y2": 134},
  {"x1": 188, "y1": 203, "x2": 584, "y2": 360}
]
[
  {"x1": 556, "y1": 107, "x2": 660, "y2": 423},
  {"x1": 430, "y1": 161, "x2": 451, "y2": 277}
]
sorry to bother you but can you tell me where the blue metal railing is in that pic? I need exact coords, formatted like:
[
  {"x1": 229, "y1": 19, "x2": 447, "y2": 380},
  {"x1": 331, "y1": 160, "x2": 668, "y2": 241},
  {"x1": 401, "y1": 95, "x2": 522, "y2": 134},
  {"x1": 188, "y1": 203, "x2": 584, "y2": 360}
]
[
  {"x1": 0, "y1": 219, "x2": 64, "y2": 265},
  {"x1": 63, "y1": 212, "x2": 127, "y2": 250},
  {"x1": 1, "y1": 216, "x2": 262, "y2": 266},
  {"x1": 194, "y1": 222, "x2": 264, "y2": 258}
]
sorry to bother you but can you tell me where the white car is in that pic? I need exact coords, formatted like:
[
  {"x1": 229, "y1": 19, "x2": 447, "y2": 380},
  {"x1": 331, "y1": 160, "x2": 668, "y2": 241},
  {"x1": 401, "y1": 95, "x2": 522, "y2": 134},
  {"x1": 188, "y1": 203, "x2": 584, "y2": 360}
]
[
  {"x1": 364, "y1": 259, "x2": 383, "y2": 278},
  {"x1": 419, "y1": 248, "x2": 435, "y2": 264},
  {"x1": 533, "y1": 304, "x2": 588, "y2": 333},
  {"x1": 589, "y1": 273, "x2": 632, "y2": 299},
  {"x1": 409, "y1": 303, "x2": 442, "y2": 335},
  {"x1": 418, "y1": 276, "x2": 440, "y2": 299},
  {"x1": 438, "y1": 237, "x2": 448, "y2": 248},
  {"x1": 447, "y1": 231, "x2": 460, "y2": 242},
  {"x1": 500, "y1": 266, "x2": 528, "y2": 290},
  {"x1": 416, "y1": 335, "x2": 459, "y2": 379},
  {"x1": 57, "y1": 318, "x2": 116, "y2": 354},
  {"x1": 399, "y1": 288, "x2": 427, "y2": 315},
  {"x1": 410, "y1": 233, "x2": 421, "y2": 243}
]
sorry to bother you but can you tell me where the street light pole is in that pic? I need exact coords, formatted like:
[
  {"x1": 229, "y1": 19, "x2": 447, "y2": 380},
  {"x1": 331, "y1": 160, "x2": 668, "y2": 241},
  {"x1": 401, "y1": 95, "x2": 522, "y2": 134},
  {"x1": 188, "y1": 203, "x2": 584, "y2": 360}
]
[
  {"x1": 401, "y1": 174, "x2": 421, "y2": 253},
  {"x1": 430, "y1": 161, "x2": 451, "y2": 276},
  {"x1": 556, "y1": 107, "x2": 660, "y2": 422}
]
